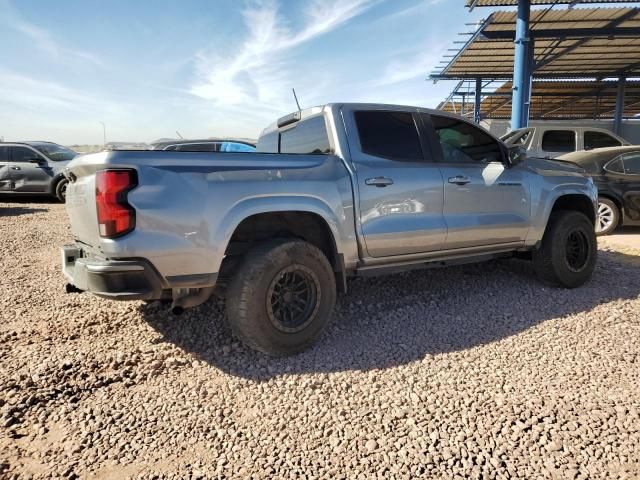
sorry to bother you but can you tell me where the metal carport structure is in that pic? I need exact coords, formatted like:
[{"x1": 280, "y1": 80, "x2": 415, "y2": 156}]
[
  {"x1": 438, "y1": 80, "x2": 640, "y2": 120},
  {"x1": 431, "y1": 2, "x2": 640, "y2": 132}
]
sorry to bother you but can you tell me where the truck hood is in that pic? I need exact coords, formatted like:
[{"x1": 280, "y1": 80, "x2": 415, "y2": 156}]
[{"x1": 523, "y1": 156, "x2": 586, "y2": 176}]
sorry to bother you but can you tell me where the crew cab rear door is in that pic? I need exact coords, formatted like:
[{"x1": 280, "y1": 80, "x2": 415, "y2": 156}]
[
  {"x1": 424, "y1": 113, "x2": 531, "y2": 249},
  {"x1": 343, "y1": 107, "x2": 446, "y2": 258}
]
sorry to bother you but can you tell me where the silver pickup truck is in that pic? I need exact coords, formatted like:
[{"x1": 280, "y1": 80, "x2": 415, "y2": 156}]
[{"x1": 62, "y1": 103, "x2": 598, "y2": 356}]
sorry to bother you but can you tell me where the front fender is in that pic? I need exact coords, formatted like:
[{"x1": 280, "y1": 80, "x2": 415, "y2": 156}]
[{"x1": 525, "y1": 180, "x2": 597, "y2": 245}]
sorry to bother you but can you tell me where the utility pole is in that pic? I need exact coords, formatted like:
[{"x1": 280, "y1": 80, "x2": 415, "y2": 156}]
[{"x1": 99, "y1": 121, "x2": 106, "y2": 146}]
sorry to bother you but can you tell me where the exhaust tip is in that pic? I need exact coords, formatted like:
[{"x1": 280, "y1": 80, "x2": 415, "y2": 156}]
[
  {"x1": 65, "y1": 283, "x2": 84, "y2": 294},
  {"x1": 171, "y1": 305, "x2": 184, "y2": 316}
]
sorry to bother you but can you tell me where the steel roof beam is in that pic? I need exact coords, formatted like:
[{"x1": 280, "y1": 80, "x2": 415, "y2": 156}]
[{"x1": 482, "y1": 26, "x2": 640, "y2": 40}]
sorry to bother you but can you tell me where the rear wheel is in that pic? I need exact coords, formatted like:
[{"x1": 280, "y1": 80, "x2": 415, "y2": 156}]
[
  {"x1": 226, "y1": 239, "x2": 336, "y2": 356},
  {"x1": 55, "y1": 178, "x2": 68, "y2": 203},
  {"x1": 533, "y1": 210, "x2": 597, "y2": 288},
  {"x1": 595, "y1": 197, "x2": 619, "y2": 236}
]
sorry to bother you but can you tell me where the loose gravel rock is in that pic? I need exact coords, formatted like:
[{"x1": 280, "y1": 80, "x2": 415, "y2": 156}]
[{"x1": 1, "y1": 200, "x2": 639, "y2": 479}]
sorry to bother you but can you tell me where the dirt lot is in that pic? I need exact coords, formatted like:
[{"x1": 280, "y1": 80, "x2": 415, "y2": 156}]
[{"x1": 1, "y1": 200, "x2": 639, "y2": 479}]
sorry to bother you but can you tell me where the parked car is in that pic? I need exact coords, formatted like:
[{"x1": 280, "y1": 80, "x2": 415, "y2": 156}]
[
  {"x1": 501, "y1": 125, "x2": 629, "y2": 159},
  {"x1": 0, "y1": 142, "x2": 77, "y2": 202},
  {"x1": 149, "y1": 139, "x2": 256, "y2": 152},
  {"x1": 62, "y1": 104, "x2": 597, "y2": 356},
  {"x1": 557, "y1": 146, "x2": 640, "y2": 235}
]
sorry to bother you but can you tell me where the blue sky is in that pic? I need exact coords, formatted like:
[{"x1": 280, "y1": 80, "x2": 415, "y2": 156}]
[{"x1": 0, "y1": 0, "x2": 496, "y2": 144}]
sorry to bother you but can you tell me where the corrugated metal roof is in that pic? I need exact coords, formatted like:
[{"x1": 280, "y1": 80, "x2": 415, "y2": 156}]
[
  {"x1": 434, "y1": 7, "x2": 640, "y2": 79},
  {"x1": 437, "y1": 80, "x2": 640, "y2": 119},
  {"x1": 466, "y1": 0, "x2": 638, "y2": 7}
]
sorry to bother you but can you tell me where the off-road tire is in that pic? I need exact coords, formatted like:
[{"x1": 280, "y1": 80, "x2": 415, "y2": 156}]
[
  {"x1": 533, "y1": 210, "x2": 597, "y2": 288},
  {"x1": 595, "y1": 197, "x2": 619, "y2": 236},
  {"x1": 226, "y1": 239, "x2": 336, "y2": 356},
  {"x1": 55, "y1": 178, "x2": 68, "y2": 203}
]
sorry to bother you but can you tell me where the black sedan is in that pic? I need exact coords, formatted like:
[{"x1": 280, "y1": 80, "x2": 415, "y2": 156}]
[{"x1": 558, "y1": 146, "x2": 640, "y2": 235}]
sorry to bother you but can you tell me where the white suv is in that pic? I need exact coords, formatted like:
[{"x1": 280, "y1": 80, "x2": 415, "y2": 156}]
[{"x1": 502, "y1": 126, "x2": 629, "y2": 159}]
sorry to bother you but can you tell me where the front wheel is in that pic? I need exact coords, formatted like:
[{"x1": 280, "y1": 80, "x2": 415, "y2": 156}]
[
  {"x1": 533, "y1": 211, "x2": 597, "y2": 288},
  {"x1": 596, "y1": 197, "x2": 619, "y2": 236},
  {"x1": 226, "y1": 239, "x2": 336, "y2": 356},
  {"x1": 55, "y1": 178, "x2": 68, "y2": 203}
]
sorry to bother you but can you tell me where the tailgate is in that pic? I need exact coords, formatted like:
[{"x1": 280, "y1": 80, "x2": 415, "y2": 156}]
[{"x1": 64, "y1": 155, "x2": 104, "y2": 248}]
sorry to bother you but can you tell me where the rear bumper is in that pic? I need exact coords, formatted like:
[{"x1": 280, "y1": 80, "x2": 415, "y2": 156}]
[{"x1": 61, "y1": 244, "x2": 165, "y2": 300}]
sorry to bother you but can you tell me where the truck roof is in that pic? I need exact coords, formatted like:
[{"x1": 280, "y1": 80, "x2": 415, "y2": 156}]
[{"x1": 261, "y1": 103, "x2": 447, "y2": 137}]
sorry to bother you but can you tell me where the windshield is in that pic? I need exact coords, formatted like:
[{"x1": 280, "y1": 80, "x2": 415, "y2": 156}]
[{"x1": 30, "y1": 143, "x2": 77, "y2": 161}]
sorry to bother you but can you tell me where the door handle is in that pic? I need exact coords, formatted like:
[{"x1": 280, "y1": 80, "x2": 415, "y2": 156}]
[
  {"x1": 365, "y1": 177, "x2": 394, "y2": 187},
  {"x1": 10, "y1": 166, "x2": 21, "y2": 171},
  {"x1": 448, "y1": 175, "x2": 470, "y2": 185}
]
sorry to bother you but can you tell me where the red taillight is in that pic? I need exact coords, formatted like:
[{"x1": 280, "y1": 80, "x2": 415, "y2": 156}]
[{"x1": 95, "y1": 169, "x2": 137, "y2": 238}]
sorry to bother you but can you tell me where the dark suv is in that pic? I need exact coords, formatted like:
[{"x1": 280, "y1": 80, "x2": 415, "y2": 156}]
[{"x1": 0, "y1": 142, "x2": 77, "y2": 202}]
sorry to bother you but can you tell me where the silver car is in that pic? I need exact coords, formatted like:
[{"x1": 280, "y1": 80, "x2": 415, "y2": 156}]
[{"x1": 0, "y1": 142, "x2": 77, "y2": 201}]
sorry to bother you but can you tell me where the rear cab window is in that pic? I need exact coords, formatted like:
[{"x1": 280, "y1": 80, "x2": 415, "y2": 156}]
[
  {"x1": 541, "y1": 130, "x2": 576, "y2": 153},
  {"x1": 256, "y1": 115, "x2": 331, "y2": 155},
  {"x1": 256, "y1": 131, "x2": 279, "y2": 153},
  {"x1": 280, "y1": 116, "x2": 331, "y2": 154}
]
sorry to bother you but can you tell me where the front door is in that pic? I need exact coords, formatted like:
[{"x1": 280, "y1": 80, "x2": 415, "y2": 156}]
[
  {"x1": 426, "y1": 114, "x2": 531, "y2": 249},
  {"x1": 345, "y1": 108, "x2": 446, "y2": 258},
  {"x1": 9, "y1": 146, "x2": 53, "y2": 192},
  {"x1": 0, "y1": 146, "x2": 12, "y2": 191}
]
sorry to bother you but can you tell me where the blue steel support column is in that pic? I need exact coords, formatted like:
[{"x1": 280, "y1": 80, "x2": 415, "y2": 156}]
[
  {"x1": 474, "y1": 77, "x2": 482, "y2": 124},
  {"x1": 521, "y1": 37, "x2": 535, "y2": 127},
  {"x1": 613, "y1": 77, "x2": 626, "y2": 134},
  {"x1": 510, "y1": 0, "x2": 531, "y2": 130}
]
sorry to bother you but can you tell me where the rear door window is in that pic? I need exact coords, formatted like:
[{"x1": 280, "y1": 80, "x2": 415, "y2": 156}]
[
  {"x1": 0, "y1": 146, "x2": 9, "y2": 162},
  {"x1": 584, "y1": 131, "x2": 621, "y2": 150},
  {"x1": 279, "y1": 116, "x2": 331, "y2": 155},
  {"x1": 355, "y1": 111, "x2": 423, "y2": 161},
  {"x1": 541, "y1": 130, "x2": 576, "y2": 153},
  {"x1": 622, "y1": 153, "x2": 640, "y2": 175},
  {"x1": 605, "y1": 157, "x2": 625, "y2": 174}
]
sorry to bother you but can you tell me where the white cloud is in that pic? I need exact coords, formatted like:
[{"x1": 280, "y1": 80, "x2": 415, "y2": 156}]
[
  {"x1": 190, "y1": 0, "x2": 378, "y2": 111},
  {"x1": 0, "y1": 71, "x2": 101, "y2": 111},
  {"x1": 0, "y1": 0, "x2": 104, "y2": 66},
  {"x1": 370, "y1": 45, "x2": 448, "y2": 88}
]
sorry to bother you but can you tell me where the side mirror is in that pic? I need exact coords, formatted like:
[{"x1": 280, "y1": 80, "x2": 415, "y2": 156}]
[
  {"x1": 28, "y1": 157, "x2": 45, "y2": 163},
  {"x1": 507, "y1": 145, "x2": 526, "y2": 166}
]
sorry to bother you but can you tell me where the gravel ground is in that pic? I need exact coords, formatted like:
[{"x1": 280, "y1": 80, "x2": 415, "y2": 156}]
[{"x1": 1, "y1": 200, "x2": 639, "y2": 479}]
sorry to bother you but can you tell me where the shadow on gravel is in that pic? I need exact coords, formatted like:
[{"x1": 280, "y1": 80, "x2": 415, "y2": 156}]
[
  {"x1": 0, "y1": 205, "x2": 49, "y2": 217},
  {"x1": 0, "y1": 195, "x2": 58, "y2": 204},
  {"x1": 141, "y1": 250, "x2": 640, "y2": 380}
]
